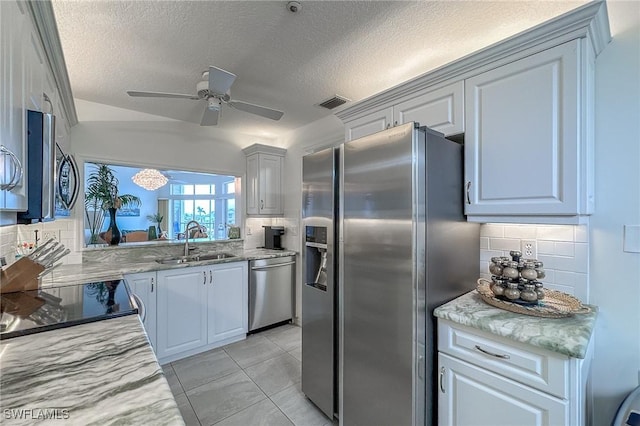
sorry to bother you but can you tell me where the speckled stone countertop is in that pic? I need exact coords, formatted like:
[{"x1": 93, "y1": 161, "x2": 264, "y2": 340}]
[
  {"x1": 0, "y1": 315, "x2": 184, "y2": 425},
  {"x1": 434, "y1": 291, "x2": 597, "y2": 359},
  {"x1": 40, "y1": 248, "x2": 297, "y2": 287}
]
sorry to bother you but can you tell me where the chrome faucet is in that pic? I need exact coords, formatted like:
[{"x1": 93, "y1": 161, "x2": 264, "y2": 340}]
[{"x1": 183, "y1": 220, "x2": 201, "y2": 256}]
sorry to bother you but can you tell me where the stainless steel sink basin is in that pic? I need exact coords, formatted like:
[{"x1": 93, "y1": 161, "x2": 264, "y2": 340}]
[
  {"x1": 192, "y1": 253, "x2": 237, "y2": 261},
  {"x1": 155, "y1": 252, "x2": 237, "y2": 264}
]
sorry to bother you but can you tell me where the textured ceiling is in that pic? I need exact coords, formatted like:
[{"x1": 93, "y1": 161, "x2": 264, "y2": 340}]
[{"x1": 52, "y1": 0, "x2": 587, "y2": 142}]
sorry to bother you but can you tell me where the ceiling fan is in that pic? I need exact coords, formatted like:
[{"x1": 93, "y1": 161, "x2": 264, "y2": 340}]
[{"x1": 127, "y1": 66, "x2": 284, "y2": 126}]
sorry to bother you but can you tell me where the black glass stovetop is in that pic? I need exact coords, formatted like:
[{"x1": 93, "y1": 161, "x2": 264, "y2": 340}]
[{"x1": 0, "y1": 280, "x2": 138, "y2": 340}]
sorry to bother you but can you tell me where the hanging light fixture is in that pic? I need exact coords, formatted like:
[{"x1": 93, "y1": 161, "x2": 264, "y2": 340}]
[{"x1": 132, "y1": 169, "x2": 168, "y2": 191}]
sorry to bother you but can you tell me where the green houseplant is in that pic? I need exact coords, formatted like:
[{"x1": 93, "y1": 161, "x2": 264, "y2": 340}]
[{"x1": 85, "y1": 164, "x2": 141, "y2": 244}]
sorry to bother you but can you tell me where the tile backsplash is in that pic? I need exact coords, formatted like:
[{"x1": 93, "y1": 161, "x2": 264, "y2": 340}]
[
  {"x1": 480, "y1": 224, "x2": 589, "y2": 302},
  {"x1": 0, "y1": 219, "x2": 82, "y2": 265}
]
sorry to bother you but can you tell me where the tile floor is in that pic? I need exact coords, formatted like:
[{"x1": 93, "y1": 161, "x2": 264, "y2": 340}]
[{"x1": 162, "y1": 324, "x2": 333, "y2": 426}]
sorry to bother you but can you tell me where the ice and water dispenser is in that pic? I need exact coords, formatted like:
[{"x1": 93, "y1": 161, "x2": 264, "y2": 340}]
[{"x1": 305, "y1": 226, "x2": 328, "y2": 291}]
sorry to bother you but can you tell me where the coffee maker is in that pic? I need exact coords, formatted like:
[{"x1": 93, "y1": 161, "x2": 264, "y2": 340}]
[{"x1": 263, "y1": 226, "x2": 285, "y2": 250}]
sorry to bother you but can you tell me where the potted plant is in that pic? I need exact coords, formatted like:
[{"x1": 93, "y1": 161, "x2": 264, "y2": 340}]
[
  {"x1": 146, "y1": 212, "x2": 164, "y2": 239},
  {"x1": 84, "y1": 164, "x2": 141, "y2": 245}
]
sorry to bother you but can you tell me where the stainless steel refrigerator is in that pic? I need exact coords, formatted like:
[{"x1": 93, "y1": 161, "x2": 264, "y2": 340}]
[{"x1": 302, "y1": 122, "x2": 480, "y2": 425}]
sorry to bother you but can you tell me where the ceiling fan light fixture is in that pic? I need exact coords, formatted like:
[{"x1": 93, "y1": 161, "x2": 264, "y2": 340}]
[
  {"x1": 132, "y1": 169, "x2": 168, "y2": 191},
  {"x1": 208, "y1": 97, "x2": 222, "y2": 111}
]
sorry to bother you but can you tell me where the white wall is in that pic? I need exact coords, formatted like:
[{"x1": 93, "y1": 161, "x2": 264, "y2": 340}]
[{"x1": 590, "y1": 1, "x2": 640, "y2": 423}]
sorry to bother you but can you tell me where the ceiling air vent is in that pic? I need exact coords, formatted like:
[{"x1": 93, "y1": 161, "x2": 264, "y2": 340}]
[{"x1": 317, "y1": 95, "x2": 350, "y2": 110}]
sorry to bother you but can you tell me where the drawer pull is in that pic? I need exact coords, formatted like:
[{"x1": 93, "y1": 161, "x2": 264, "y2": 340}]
[
  {"x1": 439, "y1": 366, "x2": 445, "y2": 393},
  {"x1": 475, "y1": 345, "x2": 510, "y2": 359}
]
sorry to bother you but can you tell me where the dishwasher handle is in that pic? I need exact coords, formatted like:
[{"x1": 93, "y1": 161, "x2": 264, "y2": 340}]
[{"x1": 251, "y1": 261, "x2": 296, "y2": 271}]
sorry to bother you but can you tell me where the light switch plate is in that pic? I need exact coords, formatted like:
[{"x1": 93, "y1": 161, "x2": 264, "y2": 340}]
[{"x1": 623, "y1": 225, "x2": 640, "y2": 253}]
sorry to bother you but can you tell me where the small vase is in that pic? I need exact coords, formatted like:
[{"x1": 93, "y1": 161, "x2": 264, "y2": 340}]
[
  {"x1": 107, "y1": 207, "x2": 121, "y2": 246},
  {"x1": 148, "y1": 225, "x2": 157, "y2": 240}
]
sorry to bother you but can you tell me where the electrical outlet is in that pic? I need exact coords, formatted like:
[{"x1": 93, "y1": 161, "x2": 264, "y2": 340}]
[
  {"x1": 521, "y1": 240, "x2": 537, "y2": 259},
  {"x1": 42, "y1": 230, "x2": 60, "y2": 243},
  {"x1": 246, "y1": 227, "x2": 252, "y2": 236}
]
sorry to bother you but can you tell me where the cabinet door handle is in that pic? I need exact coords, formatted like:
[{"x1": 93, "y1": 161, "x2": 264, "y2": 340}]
[
  {"x1": 439, "y1": 366, "x2": 445, "y2": 393},
  {"x1": 475, "y1": 345, "x2": 510, "y2": 359},
  {"x1": 260, "y1": 200, "x2": 264, "y2": 209},
  {"x1": 465, "y1": 181, "x2": 471, "y2": 205},
  {"x1": 209, "y1": 270, "x2": 212, "y2": 284},
  {"x1": 151, "y1": 278, "x2": 154, "y2": 293},
  {"x1": 203, "y1": 271, "x2": 206, "y2": 284}
]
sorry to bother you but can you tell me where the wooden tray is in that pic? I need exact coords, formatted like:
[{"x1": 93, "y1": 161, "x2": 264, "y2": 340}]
[{"x1": 476, "y1": 278, "x2": 592, "y2": 318}]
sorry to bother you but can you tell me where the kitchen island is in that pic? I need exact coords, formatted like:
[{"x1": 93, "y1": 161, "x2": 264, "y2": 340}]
[{"x1": 0, "y1": 315, "x2": 184, "y2": 425}]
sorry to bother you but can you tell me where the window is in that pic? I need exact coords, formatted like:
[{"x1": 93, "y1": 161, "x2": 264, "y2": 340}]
[{"x1": 169, "y1": 177, "x2": 238, "y2": 240}]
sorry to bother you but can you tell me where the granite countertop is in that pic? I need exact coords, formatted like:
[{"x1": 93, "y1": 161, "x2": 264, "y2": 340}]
[
  {"x1": 0, "y1": 247, "x2": 296, "y2": 424},
  {"x1": 0, "y1": 315, "x2": 184, "y2": 425},
  {"x1": 40, "y1": 248, "x2": 297, "y2": 287},
  {"x1": 434, "y1": 291, "x2": 597, "y2": 359}
]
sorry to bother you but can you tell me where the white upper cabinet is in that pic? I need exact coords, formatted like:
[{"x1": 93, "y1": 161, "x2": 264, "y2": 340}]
[
  {"x1": 1, "y1": 1, "x2": 29, "y2": 210},
  {"x1": 1, "y1": 0, "x2": 77, "y2": 213},
  {"x1": 345, "y1": 107, "x2": 393, "y2": 141},
  {"x1": 464, "y1": 39, "x2": 592, "y2": 223},
  {"x1": 337, "y1": 2, "x2": 609, "y2": 224},
  {"x1": 243, "y1": 144, "x2": 286, "y2": 216},
  {"x1": 342, "y1": 81, "x2": 464, "y2": 142},
  {"x1": 393, "y1": 81, "x2": 464, "y2": 136}
]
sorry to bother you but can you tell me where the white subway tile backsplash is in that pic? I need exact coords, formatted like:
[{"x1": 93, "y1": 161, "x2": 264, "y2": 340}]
[
  {"x1": 554, "y1": 242, "x2": 575, "y2": 257},
  {"x1": 538, "y1": 241, "x2": 555, "y2": 255},
  {"x1": 554, "y1": 270, "x2": 576, "y2": 286},
  {"x1": 503, "y1": 224, "x2": 537, "y2": 239},
  {"x1": 480, "y1": 224, "x2": 504, "y2": 238},
  {"x1": 480, "y1": 250, "x2": 503, "y2": 261},
  {"x1": 480, "y1": 237, "x2": 489, "y2": 250},
  {"x1": 574, "y1": 225, "x2": 589, "y2": 243},
  {"x1": 488, "y1": 238, "x2": 520, "y2": 251},
  {"x1": 536, "y1": 225, "x2": 575, "y2": 241},
  {"x1": 574, "y1": 243, "x2": 588, "y2": 272},
  {"x1": 480, "y1": 223, "x2": 590, "y2": 303}
]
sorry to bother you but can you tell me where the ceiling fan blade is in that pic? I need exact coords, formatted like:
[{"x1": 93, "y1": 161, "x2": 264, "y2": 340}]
[
  {"x1": 127, "y1": 90, "x2": 200, "y2": 100},
  {"x1": 208, "y1": 66, "x2": 236, "y2": 95},
  {"x1": 201, "y1": 107, "x2": 219, "y2": 126},
  {"x1": 228, "y1": 100, "x2": 284, "y2": 121}
]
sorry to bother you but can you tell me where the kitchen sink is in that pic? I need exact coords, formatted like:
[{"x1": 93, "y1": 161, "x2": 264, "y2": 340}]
[
  {"x1": 192, "y1": 253, "x2": 237, "y2": 261},
  {"x1": 155, "y1": 253, "x2": 237, "y2": 265}
]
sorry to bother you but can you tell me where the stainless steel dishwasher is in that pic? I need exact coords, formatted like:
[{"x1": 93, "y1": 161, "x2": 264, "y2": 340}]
[{"x1": 249, "y1": 256, "x2": 296, "y2": 332}]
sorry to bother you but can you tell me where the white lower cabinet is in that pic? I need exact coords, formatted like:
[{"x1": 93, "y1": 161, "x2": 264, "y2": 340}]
[
  {"x1": 124, "y1": 272, "x2": 157, "y2": 348},
  {"x1": 156, "y1": 268, "x2": 208, "y2": 361},
  {"x1": 207, "y1": 262, "x2": 248, "y2": 343},
  {"x1": 437, "y1": 320, "x2": 591, "y2": 426},
  {"x1": 142, "y1": 261, "x2": 248, "y2": 364},
  {"x1": 438, "y1": 353, "x2": 568, "y2": 426}
]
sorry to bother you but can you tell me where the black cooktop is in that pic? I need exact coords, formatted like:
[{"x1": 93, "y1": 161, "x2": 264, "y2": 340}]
[{"x1": 0, "y1": 280, "x2": 138, "y2": 340}]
